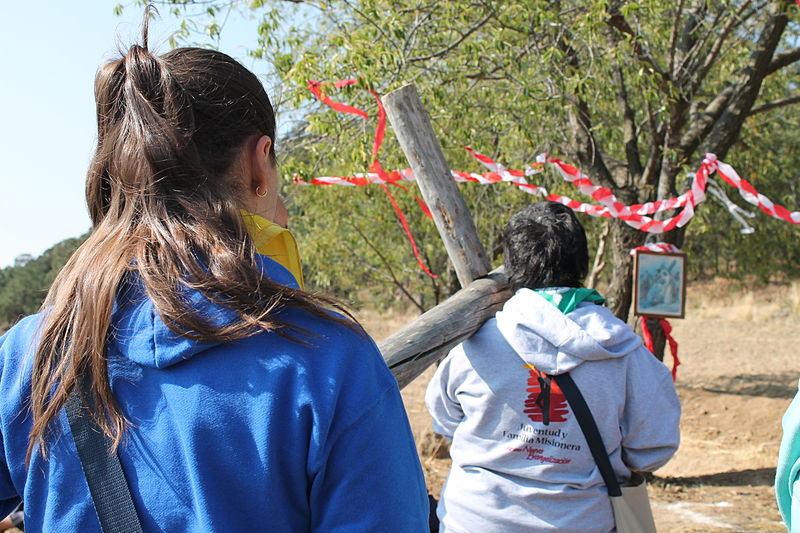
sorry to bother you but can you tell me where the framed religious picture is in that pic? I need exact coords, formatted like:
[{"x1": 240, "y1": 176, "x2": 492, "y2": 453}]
[{"x1": 633, "y1": 250, "x2": 687, "y2": 319}]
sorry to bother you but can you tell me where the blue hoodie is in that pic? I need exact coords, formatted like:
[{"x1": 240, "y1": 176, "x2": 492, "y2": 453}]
[{"x1": 0, "y1": 256, "x2": 429, "y2": 532}]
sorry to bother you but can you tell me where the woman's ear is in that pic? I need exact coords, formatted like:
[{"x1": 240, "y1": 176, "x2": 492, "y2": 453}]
[{"x1": 249, "y1": 135, "x2": 273, "y2": 195}]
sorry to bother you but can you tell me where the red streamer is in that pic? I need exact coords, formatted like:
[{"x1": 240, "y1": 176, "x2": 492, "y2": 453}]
[
  {"x1": 377, "y1": 182, "x2": 437, "y2": 278},
  {"x1": 307, "y1": 79, "x2": 436, "y2": 278},
  {"x1": 387, "y1": 181, "x2": 434, "y2": 218},
  {"x1": 640, "y1": 317, "x2": 680, "y2": 381},
  {"x1": 307, "y1": 80, "x2": 367, "y2": 118}
]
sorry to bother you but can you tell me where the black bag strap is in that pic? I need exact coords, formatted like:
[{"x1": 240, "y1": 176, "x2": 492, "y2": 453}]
[
  {"x1": 552, "y1": 372, "x2": 622, "y2": 497},
  {"x1": 65, "y1": 373, "x2": 145, "y2": 533}
]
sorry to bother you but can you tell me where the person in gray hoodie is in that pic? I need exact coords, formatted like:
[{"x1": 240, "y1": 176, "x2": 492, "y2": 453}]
[{"x1": 426, "y1": 201, "x2": 680, "y2": 533}]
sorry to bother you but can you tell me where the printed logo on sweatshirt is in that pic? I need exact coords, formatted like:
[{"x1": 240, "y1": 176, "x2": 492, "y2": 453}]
[
  {"x1": 502, "y1": 423, "x2": 582, "y2": 464},
  {"x1": 523, "y1": 365, "x2": 570, "y2": 424},
  {"x1": 498, "y1": 365, "x2": 582, "y2": 465}
]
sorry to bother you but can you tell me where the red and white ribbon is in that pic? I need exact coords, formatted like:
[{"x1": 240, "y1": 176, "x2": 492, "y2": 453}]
[
  {"x1": 295, "y1": 167, "x2": 544, "y2": 193},
  {"x1": 465, "y1": 148, "x2": 713, "y2": 234},
  {"x1": 629, "y1": 243, "x2": 682, "y2": 255},
  {"x1": 302, "y1": 79, "x2": 800, "y2": 275},
  {"x1": 298, "y1": 137, "x2": 797, "y2": 236},
  {"x1": 712, "y1": 156, "x2": 800, "y2": 226}
]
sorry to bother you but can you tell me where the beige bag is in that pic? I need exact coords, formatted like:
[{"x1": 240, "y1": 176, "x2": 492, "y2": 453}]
[
  {"x1": 552, "y1": 373, "x2": 658, "y2": 532},
  {"x1": 610, "y1": 471, "x2": 657, "y2": 533}
]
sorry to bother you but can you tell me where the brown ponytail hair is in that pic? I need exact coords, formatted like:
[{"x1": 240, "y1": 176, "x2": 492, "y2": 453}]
[{"x1": 28, "y1": 8, "x2": 353, "y2": 460}]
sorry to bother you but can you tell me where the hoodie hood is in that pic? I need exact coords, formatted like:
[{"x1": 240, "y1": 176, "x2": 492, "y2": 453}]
[
  {"x1": 109, "y1": 254, "x2": 300, "y2": 369},
  {"x1": 495, "y1": 288, "x2": 644, "y2": 375}
]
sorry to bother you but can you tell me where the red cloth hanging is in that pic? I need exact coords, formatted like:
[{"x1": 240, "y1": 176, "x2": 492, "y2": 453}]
[{"x1": 640, "y1": 317, "x2": 680, "y2": 381}]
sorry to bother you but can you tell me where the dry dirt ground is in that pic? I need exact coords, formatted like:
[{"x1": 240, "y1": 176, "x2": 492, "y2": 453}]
[{"x1": 361, "y1": 280, "x2": 800, "y2": 533}]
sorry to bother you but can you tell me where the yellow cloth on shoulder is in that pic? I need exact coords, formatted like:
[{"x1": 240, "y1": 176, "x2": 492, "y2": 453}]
[{"x1": 240, "y1": 210, "x2": 305, "y2": 290}]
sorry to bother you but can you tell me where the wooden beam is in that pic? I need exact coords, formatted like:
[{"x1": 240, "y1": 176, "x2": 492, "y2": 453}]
[
  {"x1": 380, "y1": 85, "x2": 506, "y2": 388},
  {"x1": 382, "y1": 267, "x2": 510, "y2": 389},
  {"x1": 382, "y1": 84, "x2": 491, "y2": 287}
]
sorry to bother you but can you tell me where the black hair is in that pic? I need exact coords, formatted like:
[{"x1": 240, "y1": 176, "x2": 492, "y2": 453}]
[{"x1": 503, "y1": 201, "x2": 589, "y2": 291}]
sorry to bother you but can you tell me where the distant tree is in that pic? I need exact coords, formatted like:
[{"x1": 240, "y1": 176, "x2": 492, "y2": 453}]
[
  {"x1": 14, "y1": 254, "x2": 34, "y2": 268},
  {"x1": 0, "y1": 233, "x2": 89, "y2": 331}
]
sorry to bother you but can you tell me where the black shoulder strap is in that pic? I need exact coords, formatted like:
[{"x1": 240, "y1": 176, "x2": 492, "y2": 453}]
[
  {"x1": 552, "y1": 372, "x2": 622, "y2": 497},
  {"x1": 65, "y1": 374, "x2": 145, "y2": 533}
]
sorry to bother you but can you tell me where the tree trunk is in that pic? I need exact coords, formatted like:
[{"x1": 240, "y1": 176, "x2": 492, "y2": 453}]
[
  {"x1": 644, "y1": 318, "x2": 667, "y2": 362},
  {"x1": 586, "y1": 220, "x2": 611, "y2": 289},
  {"x1": 606, "y1": 219, "x2": 647, "y2": 321}
]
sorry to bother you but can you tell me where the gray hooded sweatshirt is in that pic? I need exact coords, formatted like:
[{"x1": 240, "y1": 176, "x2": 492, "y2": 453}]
[{"x1": 426, "y1": 288, "x2": 680, "y2": 533}]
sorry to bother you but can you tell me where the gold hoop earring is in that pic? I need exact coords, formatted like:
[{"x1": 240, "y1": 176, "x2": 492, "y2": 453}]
[{"x1": 255, "y1": 186, "x2": 267, "y2": 198}]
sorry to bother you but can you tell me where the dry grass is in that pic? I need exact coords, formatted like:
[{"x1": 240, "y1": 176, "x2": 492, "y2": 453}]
[
  {"x1": 790, "y1": 281, "x2": 800, "y2": 314},
  {"x1": 354, "y1": 306, "x2": 420, "y2": 343},
  {"x1": 690, "y1": 279, "x2": 800, "y2": 322}
]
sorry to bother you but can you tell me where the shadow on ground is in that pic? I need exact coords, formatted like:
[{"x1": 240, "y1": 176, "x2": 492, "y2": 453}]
[
  {"x1": 655, "y1": 467, "x2": 776, "y2": 487},
  {"x1": 681, "y1": 372, "x2": 800, "y2": 399}
]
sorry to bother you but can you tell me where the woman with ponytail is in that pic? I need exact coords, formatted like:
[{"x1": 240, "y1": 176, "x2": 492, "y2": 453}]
[{"x1": 0, "y1": 10, "x2": 428, "y2": 532}]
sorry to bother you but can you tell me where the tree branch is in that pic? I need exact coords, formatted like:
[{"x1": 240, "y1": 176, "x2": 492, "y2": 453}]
[
  {"x1": 668, "y1": 0, "x2": 687, "y2": 78},
  {"x1": 562, "y1": 67, "x2": 616, "y2": 190},
  {"x1": 675, "y1": 3, "x2": 737, "y2": 86},
  {"x1": 605, "y1": 10, "x2": 671, "y2": 92},
  {"x1": 748, "y1": 96, "x2": 800, "y2": 116},
  {"x1": 766, "y1": 46, "x2": 800, "y2": 75},
  {"x1": 401, "y1": 5, "x2": 438, "y2": 59},
  {"x1": 408, "y1": 11, "x2": 495, "y2": 63},
  {"x1": 686, "y1": 0, "x2": 755, "y2": 95},
  {"x1": 698, "y1": 1, "x2": 790, "y2": 158},
  {"x1": 610, "y1": 44, "x2": 643, "y2": 182},
  {"x1": 678, "y1": 82, "x2": 738, "y2": 156},
  {"x1": 587, "y1": 220, "x2": 611, "y2": 289},
  {"x1": 351, "y1": 223, "x2": 424, "y2": 313},
  {"x1": 678, "y1": 1, "x2": 785, "y2": 157},
  {"x1": 641, "y1": 101, "x2": 665, "y2": 189},
  {"x1": 674, "y1": 0, "x2": 711, "y2": 86},
  {"x1": 342, "y1": 0, "x2": 401, "y2": 55}
]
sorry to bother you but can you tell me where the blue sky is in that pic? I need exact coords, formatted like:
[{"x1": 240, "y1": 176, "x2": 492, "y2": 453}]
[{"x1": 0, "y1": 2, "x2": 270, "y2": 267}]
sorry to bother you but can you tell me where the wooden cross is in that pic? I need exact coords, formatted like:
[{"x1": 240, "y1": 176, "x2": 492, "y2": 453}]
[{"x1": 378, "y1": 85, "x2": 512, "y2": 389}]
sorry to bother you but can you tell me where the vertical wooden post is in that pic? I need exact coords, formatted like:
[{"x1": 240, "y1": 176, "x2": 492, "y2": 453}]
[
  {"x1": 379, "y1": 84, "x2": 510, "y2": 388},
  {"x1": 382, "y1": 84, "x2": 491, "y2": 287}
]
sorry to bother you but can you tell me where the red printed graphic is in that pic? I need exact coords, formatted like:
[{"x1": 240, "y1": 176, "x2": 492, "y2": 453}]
[{"x1": 523, "y1": 365, "x2": 570, "y2": 424}]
